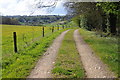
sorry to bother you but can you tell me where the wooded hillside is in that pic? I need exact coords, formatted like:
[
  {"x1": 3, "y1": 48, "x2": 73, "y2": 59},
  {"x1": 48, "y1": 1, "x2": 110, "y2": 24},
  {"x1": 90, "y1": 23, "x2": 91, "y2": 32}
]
[{"x1": 0, "y1": 15, "x2": 73, "y2": 26}]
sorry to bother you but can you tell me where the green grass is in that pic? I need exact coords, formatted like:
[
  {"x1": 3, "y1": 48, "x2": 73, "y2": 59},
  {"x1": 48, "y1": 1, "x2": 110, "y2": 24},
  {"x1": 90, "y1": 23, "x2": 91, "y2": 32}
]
[
  {"x1": 2, "y1": 25, "x2": 50, "y2": 60},
  {"x1": 79, "y1": 28, "x2": 118, "y2": 77},
  {"x1": 52, "y1": 30, "x2": 85, "y2": 78},
  {"x1": 2, "y1": 24, "x2": 69, "y2": 78}
]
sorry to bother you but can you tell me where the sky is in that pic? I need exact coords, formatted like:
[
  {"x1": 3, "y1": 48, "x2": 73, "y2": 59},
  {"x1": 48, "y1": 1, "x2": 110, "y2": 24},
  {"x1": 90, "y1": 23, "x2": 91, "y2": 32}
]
[{"x1": 0, "y1": 0, "x2": 67, "y2": 16}]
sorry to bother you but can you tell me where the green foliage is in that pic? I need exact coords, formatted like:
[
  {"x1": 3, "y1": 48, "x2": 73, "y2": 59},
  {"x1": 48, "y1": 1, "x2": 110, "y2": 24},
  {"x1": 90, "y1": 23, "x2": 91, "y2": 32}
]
[
  {"x1": 64, "y1": 2, "x2": 119, "y2": 35},
  {"x1": 80, "y1": 15, "x2": 87, "y2": 28},
  {"x1": 1, "y1": 16, "x2": 20, "y2": 25},
  {"x1": 79, "y1": 28, "x2": 118, "y2": 77},
  {"x1": 96, "y1": 2, "x2": 119, "y2": 35},
  {"x1": 72, "y1": 16, "x2": 81, "y2": 27},
  {"x1": 97, "y1": 2, "x2": 120, "y2": 15},
  {"x1": 52, "y1": 30, "x2": 85, "y2": 78}
]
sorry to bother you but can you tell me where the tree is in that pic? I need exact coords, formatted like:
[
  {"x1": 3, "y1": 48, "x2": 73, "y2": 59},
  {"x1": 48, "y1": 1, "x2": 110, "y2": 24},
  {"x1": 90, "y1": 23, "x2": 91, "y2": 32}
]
[
  {"x1": 64, "y1": 2, "x2": 119, "y2": 35},
  {"x1": 97, "y1": 2, "x2": 120, "y2": 35},
  {"x1": 1, "y1": 17, "x2": 20, "y2": 25},
  {"x1": 72, "y1": 16, "x2": 81, "y2": 28},
  {"x1": 64, "y1": 2, "x2": 103, "y2": 31}
]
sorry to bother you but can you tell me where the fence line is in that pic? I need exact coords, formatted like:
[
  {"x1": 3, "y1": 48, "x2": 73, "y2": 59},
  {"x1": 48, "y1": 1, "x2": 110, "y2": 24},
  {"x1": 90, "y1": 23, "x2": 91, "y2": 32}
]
[{"x1": 12, "y1": 25, "x2": 68, "y2": 53}]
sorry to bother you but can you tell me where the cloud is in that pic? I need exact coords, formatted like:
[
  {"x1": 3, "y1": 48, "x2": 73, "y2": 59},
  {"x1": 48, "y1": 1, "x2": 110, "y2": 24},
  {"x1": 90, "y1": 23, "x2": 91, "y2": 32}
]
[{"x1": 0, "y1": 0, "x2": 67, "y2": 16}]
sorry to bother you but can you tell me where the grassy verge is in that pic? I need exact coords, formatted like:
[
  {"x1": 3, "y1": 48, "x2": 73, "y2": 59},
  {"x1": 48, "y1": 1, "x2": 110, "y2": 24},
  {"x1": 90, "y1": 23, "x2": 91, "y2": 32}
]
[
  {"x1": 2, "y1": 29, "x2": 68, "y2": 78},
  {"x1": 78, "y1": 28, "x2": 118, "y2": 77},
  {"x1": 52, "y1": 30, "x2": 85, "y2": 78}
]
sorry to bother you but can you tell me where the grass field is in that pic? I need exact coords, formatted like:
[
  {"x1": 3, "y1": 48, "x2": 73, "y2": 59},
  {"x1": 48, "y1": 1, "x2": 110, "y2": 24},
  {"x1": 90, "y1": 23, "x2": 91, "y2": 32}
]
[
  {"x1": 52, "y1": 30, "x2": 85, "y2": 78},
  {"x1": 2, "y1": 24, "x2": 67, "y2": 78},
  {"x1": 79, "y1": 28, "x2": 118, "y2": 77},
  {"x1": 2, "y1": 25, "x2": 63, "y2": 60},
  {"x1": 2, "y1": 25, "x2": 51, "y2": 56}
]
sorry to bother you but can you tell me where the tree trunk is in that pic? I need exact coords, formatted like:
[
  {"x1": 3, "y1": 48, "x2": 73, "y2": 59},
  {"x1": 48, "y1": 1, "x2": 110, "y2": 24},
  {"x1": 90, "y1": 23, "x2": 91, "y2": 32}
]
[
  {"x1": 78, "y1": 20, "x2": 81, "y2": 28},
  {"x1": 109, "y1": 13, "x2": 117, "y2": 35},
  {"x1": 102, "y1": 14, "x2": 107, "y2": 33}
]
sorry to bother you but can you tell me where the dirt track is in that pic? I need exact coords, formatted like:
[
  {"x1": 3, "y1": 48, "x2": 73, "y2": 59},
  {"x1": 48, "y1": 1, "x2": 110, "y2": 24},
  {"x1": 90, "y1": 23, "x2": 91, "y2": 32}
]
[
  {"x1": 27, "y1": 30, "x2": 69, "y2": 78},
  {"x1": 28, "y1": 29, "x2": 115, "y2": 78},
  {"x1": 74, "y1": 29, "x2": 115, "y2": 78}
]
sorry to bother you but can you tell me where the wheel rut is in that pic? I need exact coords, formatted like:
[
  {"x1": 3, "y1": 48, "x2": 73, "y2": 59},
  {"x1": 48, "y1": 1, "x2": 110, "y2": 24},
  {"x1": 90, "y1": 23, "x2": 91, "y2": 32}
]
[
  {"x1": 28, "y1": 30, "x2": 69, "y2": 78},
  {"x1": 74, "y1": 29, "x2": 115, "y2": 78}
]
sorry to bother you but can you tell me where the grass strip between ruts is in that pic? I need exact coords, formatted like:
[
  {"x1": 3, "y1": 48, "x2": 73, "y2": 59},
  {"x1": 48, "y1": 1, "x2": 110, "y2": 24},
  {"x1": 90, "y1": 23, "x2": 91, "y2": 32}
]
[{"x1": 52, "y1": 29, "x2": 85, "y2": 78}]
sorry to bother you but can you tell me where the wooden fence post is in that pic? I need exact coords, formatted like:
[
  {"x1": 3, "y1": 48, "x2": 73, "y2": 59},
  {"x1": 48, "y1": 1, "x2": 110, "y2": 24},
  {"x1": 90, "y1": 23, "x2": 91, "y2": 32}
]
[
  {"x1": 52, "y1": 27, "x2": 54, "y2": 33},
  {"x1": 13, "y1": 32, "x2": 17, "y2": 53},
  {"x1": 58, "y1": 26, "x2": 59, "y2": 30},
  {"x1": 43, "y1": 27, "x2": 44, "y2": 37}
]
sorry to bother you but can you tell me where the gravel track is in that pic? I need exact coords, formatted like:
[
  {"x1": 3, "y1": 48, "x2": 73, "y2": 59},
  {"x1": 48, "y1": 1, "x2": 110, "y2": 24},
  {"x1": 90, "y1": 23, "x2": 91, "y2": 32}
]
[
  {"x1": 28, "y1": 30, "x2": 69, "y2": 78},
  {"x1": 74, "y1": 29, "x2": 115, "y2": 78}
]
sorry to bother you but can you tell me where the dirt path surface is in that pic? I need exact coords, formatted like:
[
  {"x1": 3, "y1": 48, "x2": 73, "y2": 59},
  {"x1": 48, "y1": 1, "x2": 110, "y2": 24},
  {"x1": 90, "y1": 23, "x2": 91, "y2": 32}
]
[
  {"x1": 74, "y1": 29, "x2": 115, "y2": 78},
  {"x1": 28, "y1": 30, "x2": 69, "y2": 78}
]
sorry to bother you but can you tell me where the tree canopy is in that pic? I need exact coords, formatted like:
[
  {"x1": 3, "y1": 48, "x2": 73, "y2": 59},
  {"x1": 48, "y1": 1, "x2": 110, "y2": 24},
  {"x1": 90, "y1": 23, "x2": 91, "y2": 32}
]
[{"x1": 64, "y1": 2, "x2": 120, "y2": 35}]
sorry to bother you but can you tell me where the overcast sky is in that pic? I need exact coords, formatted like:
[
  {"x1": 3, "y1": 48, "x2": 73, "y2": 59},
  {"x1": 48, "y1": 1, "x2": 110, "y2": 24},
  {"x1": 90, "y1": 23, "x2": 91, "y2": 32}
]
[{"x1": 0, "y1": 0, "x2": 67, "y2": 16}]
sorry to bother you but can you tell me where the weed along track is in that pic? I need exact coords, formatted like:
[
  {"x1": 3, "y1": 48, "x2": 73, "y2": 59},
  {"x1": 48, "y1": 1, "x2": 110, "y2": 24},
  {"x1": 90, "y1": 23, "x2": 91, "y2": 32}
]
[
  {"x1": 28, "y1": 30, "x2": 69, "y2": 78},
  {"x1": 74, "y1": 29, "x2": 115, "y2": 78}
]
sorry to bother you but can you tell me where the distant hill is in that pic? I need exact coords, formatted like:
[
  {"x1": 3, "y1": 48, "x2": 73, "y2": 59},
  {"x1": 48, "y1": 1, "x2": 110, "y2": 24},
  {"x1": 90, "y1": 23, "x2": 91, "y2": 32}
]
[{"x1": 0, "y1": 15, "x2": 73, "y2": 26}]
